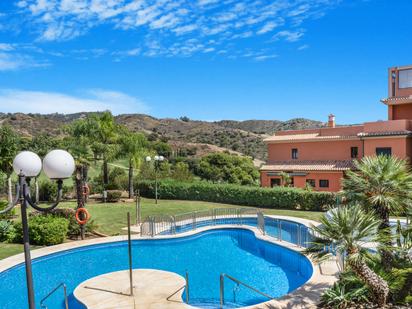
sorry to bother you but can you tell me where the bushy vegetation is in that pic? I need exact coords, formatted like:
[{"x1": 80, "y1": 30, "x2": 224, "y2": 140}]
[
  {"x1": 0, "y1": 220, "x2": 12, "y2": 242},
  {"x1": 137, "y1": 180, "x2": 335, "y2": 211},
  {"x1": 9, "y1": 215, "x2": 69, "y2": 246},
  {"x1": 44, "y1": 208, "x2": 97, "y2": 239},
  {"x1": 0, "y1": 200, "x2": 15, "y2": 220},
  {"x1": 197, "y1": 152, "x2": 259, "y2": 185},
  {"x1": 106, "y1": 190, "x2": 122, "y2": 202}
]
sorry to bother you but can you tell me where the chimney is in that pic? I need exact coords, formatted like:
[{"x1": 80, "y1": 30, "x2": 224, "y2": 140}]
[{"x1": 328, "y1": 114, "x2": 335, "y2": 128}]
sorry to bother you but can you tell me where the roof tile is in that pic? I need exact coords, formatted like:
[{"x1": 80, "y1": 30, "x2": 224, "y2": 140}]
[{"x1": 260, "y1": 160, "x2": 355, "y2": 171}]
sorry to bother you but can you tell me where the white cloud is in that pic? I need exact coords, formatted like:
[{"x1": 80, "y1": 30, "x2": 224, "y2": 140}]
[
  {"x1": 254, "y1": 54, "x2": 278, "y2": 61},
  {"x1": 298, "y1": 44, "x2": 309, "y2": 50},
  {"x1": 0, "y1": 43, "x2": 15, "y2": 51},
  {"x1": 257, "y1": 21, "x2": 278, "y2": 35},
  {"x1": 173, "y1": 24, "x2": 198, "y2": 35},
  {"x1": 0, "y1": 52, "x2": 49, "y2": 71},
  {"x1": 0, "y1": 89, "x2": 149, "y2": 115},
  {"x1": 12, "y1": 0, "x2": 341, "y2": 58},
  {"x1": 198, "y1": 0, "x2": 219, "y2": 6},
  {"x1": 274, "y1": 30, "x2": 304, "y2": 42}
]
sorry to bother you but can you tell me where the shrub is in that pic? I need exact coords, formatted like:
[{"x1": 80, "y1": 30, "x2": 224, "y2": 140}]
[
  {"x1": 106, "y1": 190, "x2": 122, "y2": 202},
  {"x1": 136, "y1": 180, "x2": 335, "y2": 211},
  {"x1": 38, "y1": 208, "x2": 96, "y2": 239},
  {"x1": 197, "y1": 152, "x2": 259, "y2": 185},
  {"x1": 0, "y1": 200, "x2": 16, "y2": 219},
  {"x1": 9, "y1": 215, "x2": 69, "y2": 246},
  {"x1": 0, "y1": 220, "x2": 12, "y2": 242},
  {"x1": 37, "y1": 180, "x2": 71, "y2": 202},
  {"x1": 92, "y1": 167, "x2": 128, "y2": 191},
  {"x1": 320, "y1": 281, "x2": 369, "y2": 308}
]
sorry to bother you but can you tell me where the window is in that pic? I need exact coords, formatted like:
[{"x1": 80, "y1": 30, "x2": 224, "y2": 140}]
[
  {"x1": 351, "y1": 147, "x2": 358, "y2": 159},
  {"x1": 376, "y1": 147, "x2": 392, "y2": 156},
  {"x1": 399, "y1": 69, "x2": 412, "y2": 89},
  {"x1": 319, "y1": 179, "x2": 329, "y2": 188},
  {"x1": 306, "y1": 179, "x2": 316, "y2": 187},
  {"x1": 291, "y1": 148, "x2": 298, "y2": 159},
  {"x1": 270, "y1": 178, "x2": 281, "y2": 187}
]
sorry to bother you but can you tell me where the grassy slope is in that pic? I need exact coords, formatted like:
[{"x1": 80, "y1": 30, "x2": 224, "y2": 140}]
[{"x1": 0, "y1": 198, "x2": 323, "y2": 260}]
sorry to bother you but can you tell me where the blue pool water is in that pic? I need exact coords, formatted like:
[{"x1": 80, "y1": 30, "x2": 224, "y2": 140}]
[{"x1": 0, "y1": 228, "x2": 313, "y2": 309}]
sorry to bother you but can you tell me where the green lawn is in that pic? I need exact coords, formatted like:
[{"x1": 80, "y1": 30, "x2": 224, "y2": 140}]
[
  {"x1": 0, "y1": 243, "x2": 42, "y2": 260},
  {"x1": 0, "y1": 198, "x2": 324, "y2": 260},
  {"x1": 60, "y1": 198, "x2": 324, "y2": 235}
]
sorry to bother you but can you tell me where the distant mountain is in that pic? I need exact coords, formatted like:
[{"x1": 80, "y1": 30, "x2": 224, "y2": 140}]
[
  {"x1": 0, "y1": 112, "x2": 325, "y2": 161},
  {"x1": 215, "y1": 118, "x2": 324, "y2": 135}
]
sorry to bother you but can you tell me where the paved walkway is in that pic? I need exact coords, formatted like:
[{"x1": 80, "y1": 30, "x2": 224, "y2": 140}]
[{"x1": 74, "y1": 269, "x2": 193, "y2": 309}]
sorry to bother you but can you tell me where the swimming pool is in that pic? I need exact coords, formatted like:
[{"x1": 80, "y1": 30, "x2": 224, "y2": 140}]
[{"x1": 0, "y1": 228, "x2": 313, "y2": 309}]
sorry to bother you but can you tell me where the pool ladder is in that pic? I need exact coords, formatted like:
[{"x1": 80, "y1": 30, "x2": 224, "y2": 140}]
[
  {"x1": 220, "y1": 273, "x2": 273, "y2": 308},
  {"x1": 166, "y1": 271, "x2": 190, "y2": 304},
  {"x1": 40, "y1": 282, "x2": 68, "y2": 309}
]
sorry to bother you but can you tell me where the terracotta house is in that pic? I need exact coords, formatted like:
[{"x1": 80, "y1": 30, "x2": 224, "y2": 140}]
[{"x1": 260, "y1": 65, "x2": 412, "y2": 192}]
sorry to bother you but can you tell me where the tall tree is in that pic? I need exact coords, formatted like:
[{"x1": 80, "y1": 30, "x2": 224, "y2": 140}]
[
  {"x1": 68, "y1": 112, "x2": 119, "y2": 195},
  {"x1": 93, "y1": 112, "x2": 119, "y2": 192},
  {"x1": 27, "y1": 133, "x2": 59, "y2": 157},
  {"x1": 0, "y1": 126, "x2": 20, "y2": 201},
  {"x1": 119, "y1": 130, "x2": 148, "y2": 198},
  {"x1": 63, "y1": 127, "x2": 92, "y2": 240},
  {"x1": 305, "y1": 205, "x2": 390, "y2": 306},
  {"x1": 342, "y1": 155, "x2": 412, "y2": 269}
]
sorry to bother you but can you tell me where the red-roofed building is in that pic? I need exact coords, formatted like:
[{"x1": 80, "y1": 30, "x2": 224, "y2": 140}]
[{"x1": 260, "y1": 65, "x2": 412, "y2": 191}]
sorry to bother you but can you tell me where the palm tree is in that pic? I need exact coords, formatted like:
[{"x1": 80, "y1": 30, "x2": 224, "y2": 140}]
[
  {"x1": 305, "y1": 205, "x2": 390, "y2": 306},
  {"x1": 342, "y1": 155, "x2": 412, "y2": 269},
  {"x1": 119, "y1": 130, "x2": 148, "y2": 198}
]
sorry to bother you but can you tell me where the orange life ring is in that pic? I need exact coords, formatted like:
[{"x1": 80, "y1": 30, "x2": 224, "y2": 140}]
[
  {"x1": 82, "y1": 184, "x2": 90, "y2": 196},
  {"x1": 75, "y1": 208, "x2": 90, "y2": 225}
]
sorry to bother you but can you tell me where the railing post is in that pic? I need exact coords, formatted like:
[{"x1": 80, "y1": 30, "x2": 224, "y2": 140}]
[
  {"x1": 63, "y1": 284, "x2": 68, "y2": 309},
  {"x1": 185, "y1": 271, "x2": 190, "y2": 303},
  {"x1": 150, "y1": 218, "x2": 155, "y2": 237},
  {"x1": 220, "y1": 274, "x2": 225, "y2": 308},
  {"x1": 127, "y1": 212, "x2": 134, "y2": 296},
  {"x1": 278, "y1": 219, "x2": 282, "y2": 241}
]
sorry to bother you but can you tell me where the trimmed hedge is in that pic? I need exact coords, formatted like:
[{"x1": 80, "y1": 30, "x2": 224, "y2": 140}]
[{"x1": 137, "y1": 180, "x2": 335, "y2": 211}]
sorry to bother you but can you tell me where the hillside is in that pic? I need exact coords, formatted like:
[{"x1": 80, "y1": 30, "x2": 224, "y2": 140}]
[
  {"x1": 215, "y1": 118, "x2": 323, "y2": 135},
  {"x1": 0, "y1": 112, "x2": 324, "y2": 161}
]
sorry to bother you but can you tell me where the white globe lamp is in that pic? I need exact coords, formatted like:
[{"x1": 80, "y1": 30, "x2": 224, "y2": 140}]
[
  {"x1": 159, "y1": 155, "x2": 164, "y2": 161},
  {"x1": 145, "y1": 156, "x2": 152, "y2": 162},
  {"x1": 154, "y1": 155, "x2": 159, "y2": 161},
  {"x1": 13, "y1": 151, "x2": 42, "y2": 177},
  {"x1": 43, "y1": 150, "x2": 75, "y2": 179}
]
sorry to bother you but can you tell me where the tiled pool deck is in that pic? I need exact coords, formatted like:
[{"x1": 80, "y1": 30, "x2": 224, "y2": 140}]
[{"x1": 0, "y1": 215, "x2": 339, "y2": 309}]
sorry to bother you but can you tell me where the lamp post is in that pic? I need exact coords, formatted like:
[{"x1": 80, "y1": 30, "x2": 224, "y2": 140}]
[
  {"x1": 0, "y1": 150, "x2": 75, "y2": 309},
  {"x1": 145, "y1": 155, "x2": 164, "y2": 204}
]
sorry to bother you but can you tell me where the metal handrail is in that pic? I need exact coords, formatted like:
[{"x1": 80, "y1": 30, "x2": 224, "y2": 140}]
[
  {"x1": 166, "y1": 271, "x2": 189, "y2": 303},
  {"x1": 219, "y1": 273, "x2": 273, "y2": 307},
  {"x1": 140, "y1": 207, "x2": 260, "y2": 237},
  {"x1": 40, "y1": 283, "x2": 68, "y2": 309}
]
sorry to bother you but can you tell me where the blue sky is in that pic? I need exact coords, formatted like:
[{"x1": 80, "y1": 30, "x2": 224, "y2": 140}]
[{"x1": 0, "y1": 0, "x2": 411, "y2": 124}]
